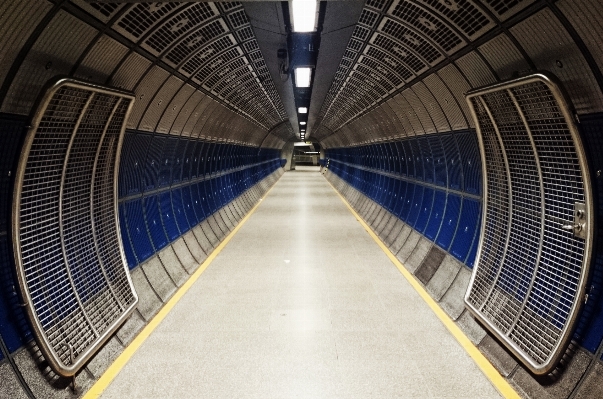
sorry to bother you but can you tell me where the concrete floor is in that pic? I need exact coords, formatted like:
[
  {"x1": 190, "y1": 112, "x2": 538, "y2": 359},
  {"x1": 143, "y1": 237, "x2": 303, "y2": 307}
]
[{"x1": 100, "y1": 168, "x2": 501, "y2": 399}]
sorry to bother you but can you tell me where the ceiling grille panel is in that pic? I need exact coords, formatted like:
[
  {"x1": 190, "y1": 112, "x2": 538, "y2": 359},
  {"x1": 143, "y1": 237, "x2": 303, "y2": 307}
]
[
  {"x1": 388, "y1": 0, "x2": 465, "y2": 53},
  {"x1": 142, "y1": 2, "x2": 218, "y2": 55},
  {"x1": 161, "y1": 19, "x2": 228, "y2": 67}
]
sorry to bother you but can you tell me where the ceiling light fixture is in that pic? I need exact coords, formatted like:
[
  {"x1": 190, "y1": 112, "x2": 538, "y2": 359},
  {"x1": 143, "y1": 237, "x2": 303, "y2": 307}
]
[
  {"x1": 298, "y1": 107, "x2": 307, "y2": 113},
  {"x1": 292, "y1": 0, "x2": 317, "y2": 32},
  {"x1": 300, "y1": 122, "x2": 306, "y2": 125},
  {"x1": 295, "y1": 67, "x2": 311, "y2": 88}
]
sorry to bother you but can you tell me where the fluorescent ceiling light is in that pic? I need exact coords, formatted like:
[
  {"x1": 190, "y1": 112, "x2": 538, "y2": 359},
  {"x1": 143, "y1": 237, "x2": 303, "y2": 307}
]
[
  {"x1": 300, "y1": 122, "x2": 306, "y2": 125},
  {"x1": 298, "y1": 107, "x2": 308, "y2": 113},
  {"x1": 292, "y1": 0, "x2": 317, "y2": 32},
  {"x1": 295, "y1": 67, "x2": 311, "y2": 88}
]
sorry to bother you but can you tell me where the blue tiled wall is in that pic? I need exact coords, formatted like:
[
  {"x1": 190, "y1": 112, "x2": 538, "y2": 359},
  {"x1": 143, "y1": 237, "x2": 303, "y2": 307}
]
[
  {"x1": 325, "y1": 130, "x2": 482, "y2": 267},
  {"x1": 117, "y1": 130, "x2": 282, "y2": 269}
]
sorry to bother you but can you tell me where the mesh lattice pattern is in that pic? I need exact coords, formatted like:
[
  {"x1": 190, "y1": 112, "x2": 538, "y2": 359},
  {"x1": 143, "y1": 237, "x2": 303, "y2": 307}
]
[
  {"x1": 415, "y1": 0, "x2": 493, "y2": 38},
  {"x1": 116, "y1": 3, "x2": 178, "y2": 41},
  {"x1": 88, "y1": 2, "x2": 120, "y2": 18},
  {"x1": 379, "y1": 18, "x2": 444, "y2": 64},
  {"x1": 144, "y1": 3, "x2": 217, "y2": 54},
  {"x1": 389, "y1": 0, "x2": 464, "y2": 53},
  {"x1": 465, "y1": 75, "x2": 592, "y2": 374},
  {"x1": 371, "y1": 33, "x2": 428, "y2": 73},
  {"x1": 14, "y1": 80, "x2": 137, "y2": 377},
  {"x1": 164, "y1": 19, "x2": 228, "y2": 67},
  {"x1": 180, "y1": 35, "x2": 238, "y2": 76}
]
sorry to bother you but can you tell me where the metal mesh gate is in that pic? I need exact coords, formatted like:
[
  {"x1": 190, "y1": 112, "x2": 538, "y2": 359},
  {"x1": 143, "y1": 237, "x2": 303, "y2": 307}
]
[
  {"x1": 12, "y1": 78, "x2": 138, "y2": 377},
  {"x1": 464, "y1": 73, "x2": 594, "y2": 375}
]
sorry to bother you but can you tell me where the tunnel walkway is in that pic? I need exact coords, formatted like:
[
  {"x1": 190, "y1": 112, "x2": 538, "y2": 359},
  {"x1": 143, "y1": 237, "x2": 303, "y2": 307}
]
[{"x1": 96, "y1": 169, "x2": 502, "y2": 399}]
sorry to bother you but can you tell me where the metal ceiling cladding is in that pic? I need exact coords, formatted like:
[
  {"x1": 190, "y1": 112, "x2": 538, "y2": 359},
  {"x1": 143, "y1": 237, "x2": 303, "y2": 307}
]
[
  {"x1": 110, "y1": 1, "x2": 287, "y2": 134},
  {"x1": 464, "y1": 72, "x2": 594, "y2": 375},
  {"x1": 12, "y1": 78, "x2": 138, "y2": 377}
]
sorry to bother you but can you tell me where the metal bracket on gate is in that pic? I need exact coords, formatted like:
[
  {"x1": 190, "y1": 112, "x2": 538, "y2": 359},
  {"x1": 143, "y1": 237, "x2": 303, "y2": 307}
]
[{"x1": 561, "y1": 202, "x2": 587, "y2": 239}]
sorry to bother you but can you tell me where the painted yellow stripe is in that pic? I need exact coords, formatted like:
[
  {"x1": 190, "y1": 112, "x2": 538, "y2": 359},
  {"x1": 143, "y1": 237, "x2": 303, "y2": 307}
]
[
  {"x1": 83, "y1": 179, "x2": 279, "y2": 399},
  {"x1": 326, "y1": 178, "x2": 521, "y2": 399}
]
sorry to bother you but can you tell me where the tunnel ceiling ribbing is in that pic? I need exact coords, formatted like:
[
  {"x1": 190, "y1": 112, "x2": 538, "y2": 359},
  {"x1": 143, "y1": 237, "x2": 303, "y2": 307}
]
[
  {"x1": 0, "y1": 1, "x2": 295, "y2": 147},
  {"x1": 313, "y1": 0, "x2": 603, "y2": 147}
]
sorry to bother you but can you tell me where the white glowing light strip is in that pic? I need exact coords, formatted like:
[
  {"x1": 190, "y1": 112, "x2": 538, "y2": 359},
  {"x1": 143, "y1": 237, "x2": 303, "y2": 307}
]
[
  {"x1": 292, "y1": 0, "x2": 317, "y2": 32},
  {"x1": 298, "y1": 107, "x2": 308, "y2": 113},
  {"x1": 295, "y1": 68, "x2": 312, "y2": 88}
]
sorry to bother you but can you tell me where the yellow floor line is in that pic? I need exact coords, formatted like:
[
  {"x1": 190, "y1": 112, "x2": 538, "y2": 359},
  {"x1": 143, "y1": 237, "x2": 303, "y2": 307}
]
[
  {"x1": 83, "y1": 178, "x2": 279, "y2": 399},
  {"x1": 326, "y1": 178, "x2": 520, "y2": 399}
]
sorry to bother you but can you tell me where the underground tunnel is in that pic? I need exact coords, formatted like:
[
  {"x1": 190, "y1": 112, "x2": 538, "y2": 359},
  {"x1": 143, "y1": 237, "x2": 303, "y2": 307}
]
[{"x1": 1, "y1": 0, "x2": 603, "y2": 398}]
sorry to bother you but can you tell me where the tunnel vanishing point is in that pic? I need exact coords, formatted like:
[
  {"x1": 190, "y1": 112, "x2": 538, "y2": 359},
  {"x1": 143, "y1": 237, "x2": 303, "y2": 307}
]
[{"x1": 1, "y1": 0, "x2": 603, "y2": 398}]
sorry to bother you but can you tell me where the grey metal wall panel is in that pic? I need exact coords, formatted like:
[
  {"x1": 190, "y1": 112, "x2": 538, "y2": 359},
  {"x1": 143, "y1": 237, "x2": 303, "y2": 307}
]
[
  {"x1": 75, "y1": 35, "x2": 130, "y2": 84},
  {"x1": 110, "y1": 52, "x2": 152, "y2": 91},
  {"x1": 412, "y1": 81, "x2": 450, "y2": 133},
  {"x1": 0, "y1": 0, "x2": 51, "y2": 90},
  {"x1": 478, "y1": 33, "x2": 531, "y2": 81},
  {"x1": 170, "y1": 90, "x2": 206, "y2": 136},
  {"x1": 381, "y1": 101, "x2": 406, "y2": 139},
  {"x1": 139, "y1": 76, "x2": 184, "y2": 131},
  {"x1": 454, "y1": 51, "x2": 497, "y2": 88},
  {"x1": 387, "y1": 97, "x2": 414, "y2": 137},
  {"x1": 511, "y1": 8, "x2": 603, "y2": 113},
  {"x1": 402, "y1": 88, "x2": 436, "y2": 134},
  {"x1": 436, "y1": 64, "x2": 474, "y2": 127},
  {"x1": 2, "y1": 10, "x2": 97, "y2": 115},
  {"x1": 184, "y1": 96, "x2": 216, "y2": 137},
  {"x1": 423, "y1": 73, "x2": 467, "y2": 130},
  {"x1": 394, "y1": 92, "x2": 425, "y2": 135},
  {"x1": 157, "y1": 83, "x2": 196, "y2": 134},
  {"x1": 558, "y1": 0, "x2": 603, "y2": 76},
  {"x1": 127, "y1": 66, "x2": 170, "y2": 129}
]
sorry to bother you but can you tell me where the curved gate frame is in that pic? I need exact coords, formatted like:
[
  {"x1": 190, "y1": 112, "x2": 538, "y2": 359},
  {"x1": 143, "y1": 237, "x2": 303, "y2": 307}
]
[
  {"x1": 12, "y1": 77, "x2": 138, "y2": 377},
  {"x1": 464, "y1": 72, "x2": 594, "y2": 375}
]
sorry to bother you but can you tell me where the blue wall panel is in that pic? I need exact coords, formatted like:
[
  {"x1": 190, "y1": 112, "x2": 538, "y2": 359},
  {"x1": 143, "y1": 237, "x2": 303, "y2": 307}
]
[
  {"x1": 171, "y1": 188, "x2": 191, "y2": 234},
  {"x1": 159, "y1": 192, "x2": 180, "y2": 240},
  {"x1": 424, "y1": 191, "x2": 446, "y2": 240},
  {"x1": 436, "y1": 194, "x2": 461, "y2": 251},
  {"x1": 143, "y1": 195, "x2": 168, "y2": 251},
  {"x1": 450, "y1": 199, "x2": 480, "y2": 263},
  {"x1": 415, "y1": 187, "x2": 434, "y2": 233},
  {"x1": 125, "y1": 200, "x2": 154, "y2": 264}
]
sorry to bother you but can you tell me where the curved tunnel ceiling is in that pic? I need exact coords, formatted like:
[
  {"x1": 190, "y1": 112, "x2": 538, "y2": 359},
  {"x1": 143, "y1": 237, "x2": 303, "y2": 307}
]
[
  {"x1": 0, "y1": 0, "x2": 296, "y2": 148},
  {"x1": 311, "y1": 0, "x2": 603, "y2": 148}
]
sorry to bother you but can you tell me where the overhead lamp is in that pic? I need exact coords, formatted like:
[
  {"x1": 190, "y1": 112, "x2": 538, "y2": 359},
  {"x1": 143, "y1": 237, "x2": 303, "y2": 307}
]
[
  {"x1": 292, "y1": 0, "x2": 317, "y2": 32},
  {"x1": 300, "y1": 122, "x2": 306, "y2": 125},
  {"x1": 298, "y1": 107, "x2": 307, "y2": 113},
  {"x1": 294, "y1": 67, "x2": 312, "y2": 88}
]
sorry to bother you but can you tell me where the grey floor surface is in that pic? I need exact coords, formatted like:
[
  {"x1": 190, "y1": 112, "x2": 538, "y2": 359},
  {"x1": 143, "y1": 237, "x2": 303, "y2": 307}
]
[{"x1": 100, "y1": 168, "x2": 502, "y2": 399}]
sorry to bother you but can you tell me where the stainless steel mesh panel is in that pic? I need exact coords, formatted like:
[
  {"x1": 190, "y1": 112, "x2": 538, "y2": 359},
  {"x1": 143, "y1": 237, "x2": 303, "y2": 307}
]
[
  {"x1": 465, "y1": 73, "x2": 593, "y2": 375},
  {"x1": 387, "y1": 0, "x2": 465, "y2": 53},
  {"x1": 13, "y1": 78, "x2": 138, "y2": 377}
]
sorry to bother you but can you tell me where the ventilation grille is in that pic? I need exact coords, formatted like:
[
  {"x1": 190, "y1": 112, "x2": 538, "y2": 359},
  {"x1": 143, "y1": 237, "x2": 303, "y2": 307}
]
[
  {"x1": 464, "y1": 73, "x2": 593, "y2": 375},
  {"x1": 13, "y1": 78, "x2": 138, "y2": 377},
  {"x1": 110, "y1": 2, "x2": 286, "y2": 130}
]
